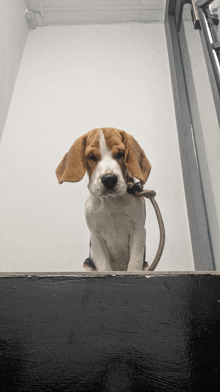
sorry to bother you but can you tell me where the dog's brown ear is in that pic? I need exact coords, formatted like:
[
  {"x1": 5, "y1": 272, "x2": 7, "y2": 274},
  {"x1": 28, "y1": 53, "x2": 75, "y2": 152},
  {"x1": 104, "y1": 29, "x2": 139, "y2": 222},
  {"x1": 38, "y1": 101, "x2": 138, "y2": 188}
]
[
  {"x1": 120, "y1": 131, "x2": 151, "y2": 185},
  {"x1": 56, "y1": 133, "x2": 88, "y2": 184}
]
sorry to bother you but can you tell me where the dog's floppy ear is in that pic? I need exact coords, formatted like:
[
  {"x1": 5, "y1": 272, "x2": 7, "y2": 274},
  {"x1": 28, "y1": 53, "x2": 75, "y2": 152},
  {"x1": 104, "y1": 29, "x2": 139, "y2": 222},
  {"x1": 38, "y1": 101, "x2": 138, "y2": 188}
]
[
  {"x1": 121, "y1": 131, "x2": 151, "y2": 185},
  {"x1": 56, "y1": 133, "x2": 88, "y2": 184}
]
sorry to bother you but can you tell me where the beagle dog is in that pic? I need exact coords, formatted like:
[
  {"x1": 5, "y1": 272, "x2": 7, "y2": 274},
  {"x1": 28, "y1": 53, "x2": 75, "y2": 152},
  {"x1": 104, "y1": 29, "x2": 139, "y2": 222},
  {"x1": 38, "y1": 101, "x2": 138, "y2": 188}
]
[{"x1": 56, "y1": 128, "x2": 151, "y2": 272}]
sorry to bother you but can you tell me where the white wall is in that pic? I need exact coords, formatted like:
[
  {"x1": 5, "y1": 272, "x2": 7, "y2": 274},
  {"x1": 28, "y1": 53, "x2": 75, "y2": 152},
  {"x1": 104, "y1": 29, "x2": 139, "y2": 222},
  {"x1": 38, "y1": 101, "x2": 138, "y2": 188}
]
[
  {"x1": 0, "y1": 0, "x2": 28, "y2": 140},
  {"x1": 0, "y1": 22, "x2": 194, "y2": 272}
]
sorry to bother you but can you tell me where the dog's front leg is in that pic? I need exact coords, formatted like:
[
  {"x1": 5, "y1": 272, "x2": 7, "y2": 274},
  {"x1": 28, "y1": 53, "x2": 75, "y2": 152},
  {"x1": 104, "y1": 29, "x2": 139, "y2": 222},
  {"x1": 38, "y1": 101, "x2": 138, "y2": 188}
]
[
  {"x1": 90, "y1": 232, "x2": 112, "y2": 272},
  {"x1": 127, "y1": 227, "x2": 146, "y2": 272}
]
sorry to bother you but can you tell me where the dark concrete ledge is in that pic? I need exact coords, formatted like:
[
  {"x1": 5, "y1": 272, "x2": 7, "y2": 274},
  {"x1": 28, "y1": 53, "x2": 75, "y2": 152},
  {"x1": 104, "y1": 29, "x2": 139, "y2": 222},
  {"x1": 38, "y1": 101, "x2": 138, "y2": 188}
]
[{"x1": 1, "y1": 273, "x2": 220, "y2": 391}]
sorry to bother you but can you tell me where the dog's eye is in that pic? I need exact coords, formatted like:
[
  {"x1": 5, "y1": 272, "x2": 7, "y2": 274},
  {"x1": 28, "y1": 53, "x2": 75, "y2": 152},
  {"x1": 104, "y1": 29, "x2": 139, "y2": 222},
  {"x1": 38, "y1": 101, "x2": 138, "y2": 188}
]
[
  {"x1": 88, "y1": 155, "x2": 97, "y2": 162},
  {"x1": 115, "y1": 151, "x2": 125, "y2": 159}
]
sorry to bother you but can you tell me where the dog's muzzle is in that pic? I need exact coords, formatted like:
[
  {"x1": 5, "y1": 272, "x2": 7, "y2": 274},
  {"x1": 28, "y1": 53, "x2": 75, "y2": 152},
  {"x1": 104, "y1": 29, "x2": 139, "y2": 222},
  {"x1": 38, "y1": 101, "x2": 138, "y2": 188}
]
[{"x1": 101, "y1": 174, "x2": 118, "y2": 190}]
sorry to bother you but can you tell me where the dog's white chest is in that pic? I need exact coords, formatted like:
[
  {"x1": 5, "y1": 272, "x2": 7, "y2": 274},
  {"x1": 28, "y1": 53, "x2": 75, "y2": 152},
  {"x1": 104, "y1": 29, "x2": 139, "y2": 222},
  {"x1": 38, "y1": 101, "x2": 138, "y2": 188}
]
[
  {"x1": 86, "y1": 194, "x2": 132, "y2": 235},
  {"x1": 85, "y1": 193, "x2": 146, "y2": 270}
]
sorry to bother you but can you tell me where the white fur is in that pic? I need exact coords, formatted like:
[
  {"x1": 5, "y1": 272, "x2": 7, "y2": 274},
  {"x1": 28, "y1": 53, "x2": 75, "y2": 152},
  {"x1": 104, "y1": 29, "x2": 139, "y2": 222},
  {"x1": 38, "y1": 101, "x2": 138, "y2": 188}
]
[{"x1": 85, "y1": 130, "x2": 146, "y2": 272}]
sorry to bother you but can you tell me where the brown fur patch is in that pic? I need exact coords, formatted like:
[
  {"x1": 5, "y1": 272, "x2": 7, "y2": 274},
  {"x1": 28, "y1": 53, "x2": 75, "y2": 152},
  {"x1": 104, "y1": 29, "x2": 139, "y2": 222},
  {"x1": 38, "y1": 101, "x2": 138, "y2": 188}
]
[
  {"x1": 85, "y1": 129, "x2": 101, "y2": 178},
  {"x1": 120, "y1": 130, "x2": 151, "y2": 184},
  {"x1": 56, "y1": 132, "x2": 89, "y2": 183}
]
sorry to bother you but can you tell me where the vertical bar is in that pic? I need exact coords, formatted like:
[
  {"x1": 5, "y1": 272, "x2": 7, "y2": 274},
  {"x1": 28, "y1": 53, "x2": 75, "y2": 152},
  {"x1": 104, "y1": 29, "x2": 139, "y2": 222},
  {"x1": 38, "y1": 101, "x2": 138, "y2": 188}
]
[{"x1": 165, "y1": 2, "x2": 214, "y2": 270}]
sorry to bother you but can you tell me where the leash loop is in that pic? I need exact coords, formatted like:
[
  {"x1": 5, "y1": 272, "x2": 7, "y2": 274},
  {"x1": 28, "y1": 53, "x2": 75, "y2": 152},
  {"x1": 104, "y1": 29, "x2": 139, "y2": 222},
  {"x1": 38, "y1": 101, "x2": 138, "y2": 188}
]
[{"x1": 128, "y1": 184, "x2": 165, "y2": 271}]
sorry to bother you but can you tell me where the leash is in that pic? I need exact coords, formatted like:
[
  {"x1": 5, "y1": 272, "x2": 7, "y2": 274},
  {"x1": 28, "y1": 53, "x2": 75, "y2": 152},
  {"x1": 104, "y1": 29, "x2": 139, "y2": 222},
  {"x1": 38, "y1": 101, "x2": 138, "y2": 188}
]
[{"x1": 127, "y1": 182, "x2": 165, "y2": 271}]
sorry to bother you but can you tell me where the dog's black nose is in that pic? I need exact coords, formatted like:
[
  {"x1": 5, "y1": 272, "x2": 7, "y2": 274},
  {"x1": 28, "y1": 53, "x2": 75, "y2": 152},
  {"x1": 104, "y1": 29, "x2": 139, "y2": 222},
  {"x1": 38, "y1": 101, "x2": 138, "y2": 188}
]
[{"x1": 101, "y1": 174, "x2": 118, "y2": 189}]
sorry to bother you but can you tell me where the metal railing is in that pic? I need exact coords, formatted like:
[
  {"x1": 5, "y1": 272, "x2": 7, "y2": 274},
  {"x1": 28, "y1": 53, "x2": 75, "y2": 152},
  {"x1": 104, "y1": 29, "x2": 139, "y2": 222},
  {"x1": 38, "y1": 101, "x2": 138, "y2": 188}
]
[
  {"x1": 193, "y1": 0, "x2": 220, "y2": 125},
  {"x1": 197, "y1": 1, "x2": 220, "y2": 83},
  {"x1": 175, "y1": 0, "x2": 220, "y2": 123}
]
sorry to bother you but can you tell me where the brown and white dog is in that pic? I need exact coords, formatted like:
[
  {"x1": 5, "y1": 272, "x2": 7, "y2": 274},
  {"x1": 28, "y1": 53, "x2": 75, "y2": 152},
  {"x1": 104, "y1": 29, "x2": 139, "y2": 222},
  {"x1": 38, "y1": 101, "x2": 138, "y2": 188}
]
[{"x1": 56, "y1": 128, "x2": 151, "y2": 272}]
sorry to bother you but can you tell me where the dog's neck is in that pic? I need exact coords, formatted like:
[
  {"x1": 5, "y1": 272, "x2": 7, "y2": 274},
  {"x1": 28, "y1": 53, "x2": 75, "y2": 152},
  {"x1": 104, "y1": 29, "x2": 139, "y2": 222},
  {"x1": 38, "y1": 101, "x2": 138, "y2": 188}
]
[{"x1": 90, "y1": 192, "x2": 131, "y2": 209}]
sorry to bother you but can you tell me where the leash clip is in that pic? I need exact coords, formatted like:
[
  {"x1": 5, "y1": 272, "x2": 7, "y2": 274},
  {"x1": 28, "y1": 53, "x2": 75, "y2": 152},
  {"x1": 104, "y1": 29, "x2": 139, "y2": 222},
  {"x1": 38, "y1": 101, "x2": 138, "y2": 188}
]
[{"x1": 127, "y1": 181, "x2": 144, "y2": 195}]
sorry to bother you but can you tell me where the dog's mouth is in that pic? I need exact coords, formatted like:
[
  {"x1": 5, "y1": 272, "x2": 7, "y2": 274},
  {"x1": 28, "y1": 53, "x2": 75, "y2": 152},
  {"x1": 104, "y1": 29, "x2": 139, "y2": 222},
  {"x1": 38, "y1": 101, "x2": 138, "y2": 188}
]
[
  {"x1": 102, "y1": 186, "x2": 128, "y2": 197},
  {"x1": 102, "y1": 189, "x2": 116, "y2": 197}
]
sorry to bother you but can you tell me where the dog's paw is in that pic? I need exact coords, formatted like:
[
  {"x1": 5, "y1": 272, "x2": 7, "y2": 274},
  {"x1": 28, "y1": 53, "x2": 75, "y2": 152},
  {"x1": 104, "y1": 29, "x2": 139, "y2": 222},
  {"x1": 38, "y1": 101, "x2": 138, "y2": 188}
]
[
  {"x1": 83, "y1": 257, "x2": 97, "y2": 271},
  {"x1": 143, "y1": 261, "x2": 149, "y2": 271},
  {"x1": 127, "y1": 263, "x2": 143, "y2": 272}
]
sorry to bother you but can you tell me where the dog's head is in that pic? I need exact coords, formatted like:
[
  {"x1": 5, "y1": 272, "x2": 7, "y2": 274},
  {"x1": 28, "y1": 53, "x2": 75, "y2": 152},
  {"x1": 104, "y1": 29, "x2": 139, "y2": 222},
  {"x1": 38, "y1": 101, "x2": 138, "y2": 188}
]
[{"x1": 56, "y1": 128, "x2": 151, "y2": 197}]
